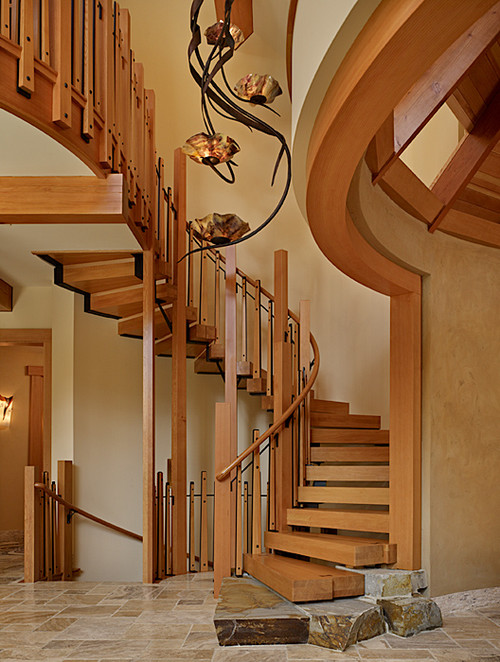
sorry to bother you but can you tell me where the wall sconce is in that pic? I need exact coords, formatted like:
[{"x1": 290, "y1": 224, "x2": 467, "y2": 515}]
[{"x1": 0, "y1": 395, "x2": 13, "y2": 430}]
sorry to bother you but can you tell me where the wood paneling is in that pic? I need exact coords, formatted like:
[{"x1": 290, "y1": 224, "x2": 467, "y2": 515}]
[{"x1": 0, "y1": 279, "x2": 13, "y2": 311}]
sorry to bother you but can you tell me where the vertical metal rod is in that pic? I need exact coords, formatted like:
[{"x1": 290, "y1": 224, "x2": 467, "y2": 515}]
[
  {"x1": 189, "y1": 481, "x2": 195, "y2": 572},
  {"x1": 243, "y1": 481, "x2": 248, "y2": 555}
]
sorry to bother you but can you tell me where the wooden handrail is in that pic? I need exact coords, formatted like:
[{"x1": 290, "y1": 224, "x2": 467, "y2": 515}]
[
  {"x1": 215, "y1": 331, "x2": 320, "y2": 481},
  {"x1": 34, "y1": 483, "x2": 143, "y2": 542}
]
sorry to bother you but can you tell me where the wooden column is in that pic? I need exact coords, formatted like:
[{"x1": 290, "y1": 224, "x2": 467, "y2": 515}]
[
  {"x1": 225, "y1": 247, "x2": 238, "y2": 458},
  {"x1": 171, "y1": 148, "x2": 187, "y2": 575},
  {"x1": 214, "y1": 402, "x2": 232, "y2": 598},
  {"x1": 273, "y1": 250, "x2": 293, "y2": 531},
  {"x1": 24, "y1": 466, "x2": 41, "y2": 582},
  {"x1": 26, "y1": 366, "x2": 44, "y2": 469},
  {"x1": 143, "y1": 247, "x2": 156, "y2": 583},
  {"x1": 389, "y1": 291, "x2": 422, "y2": 569},
  {"x1": 57, "y1": 460, "x2": 73, "y2": 581}
]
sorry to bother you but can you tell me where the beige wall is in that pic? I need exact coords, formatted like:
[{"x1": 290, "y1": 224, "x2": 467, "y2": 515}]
[
  {"x1": 0, "y1": 344, "x2": 44, "y2": 531},
  {"x1": 350, "y1": 162, "x2": 500, "y2": 595}
]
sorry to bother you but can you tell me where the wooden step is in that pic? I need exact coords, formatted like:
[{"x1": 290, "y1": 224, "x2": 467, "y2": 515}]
[
  {"x1": 89, "y1": 282, "x2": 176, "y2": 318},
  {"x1": 311, "y1": 397, "x2": 350, "y2": 415},
  {"x1": 310, "y1": 446, "x2": 389, "y2": 462},
  {"x1": 36, "y1": 250, "x2": 140, "y2": 266},
  {"x1": 306, "y1": 465, "x2": 389, "y2": 482},
  {"x1": 298, "y1": 486, "x2": 389, "y2": 505},
  {"x1": 62, "y1": 258, "x2": 143, "y2": 293},
  {"x1": 287, "y1": 508, "x2": 390, "y2": 533},
  {"x1": 311, "y1": 428, "x2": 389, "y2": 444},
  {"x1": 246, "y1": 375, "x2": 267, "y2": 395},
  {"x1": 265, "y1": 531, "x2": 396, "y2": 567},
  {"x1": 188, "y1": 323, "x2": 217, "y2": 344},
  {"x1": 261, "y1": 395, "x2": 274, "y2": 411},
  {"x1": 193, "y1": 350, "x2": 253, "y2": 379},
  {"x1": 118, "y1": 306, "x2": 197, "y2": 339},
  {"x1": 311, "y1": 412, "x2": 381, "y2": 429},
  {"x1": 243, "y1": 553, "x2": 364, "y2": 602}
]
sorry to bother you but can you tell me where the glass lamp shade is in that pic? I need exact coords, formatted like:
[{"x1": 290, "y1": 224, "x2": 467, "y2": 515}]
[
  {"x1": 182, "y1": 132, "x2": 240, "y2": 166},
  {"x1": 0, "y1": 395, "x2": 13, "y2": 430},
  {"x1": 205, "y1": 20, "x2": 244, "y2": 50},
  {"x1": 192, "y1": 213, "x2": 250, "y2": 245},
  {"x1": 234, "y1": 74, "x2": 282, "y2": 105}
]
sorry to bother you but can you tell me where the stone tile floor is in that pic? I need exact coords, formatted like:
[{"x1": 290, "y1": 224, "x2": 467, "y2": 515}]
[{"x1": 0, "y1": 551, "x2": 498, "y2": 661}]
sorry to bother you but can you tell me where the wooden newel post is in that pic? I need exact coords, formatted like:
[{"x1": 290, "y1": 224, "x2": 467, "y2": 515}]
[
  {"x1": 58, "y1": 460, "x2": 73, "y2": 581},
  {"x1": 273, "y1": 250, "x2": 293, "y2": 531},
  {"x1": 299, "y1": 300, "x2": 311, "y2": 484},
  {"x1": 214, "y1": 402, "x2": 232, "y2": 598},
  {"x1": 24, "y1": 465, "x2": 42, "y2": 583}
]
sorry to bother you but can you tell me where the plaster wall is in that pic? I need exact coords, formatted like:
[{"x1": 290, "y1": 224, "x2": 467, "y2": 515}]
[{"x1": 350, "y1": 162, "x2": 500, "y2": 595}]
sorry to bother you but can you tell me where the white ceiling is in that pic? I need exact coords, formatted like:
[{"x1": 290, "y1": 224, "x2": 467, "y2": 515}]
[{"x1": 0, "y1": 111, "x2": 140, "y2": 286}]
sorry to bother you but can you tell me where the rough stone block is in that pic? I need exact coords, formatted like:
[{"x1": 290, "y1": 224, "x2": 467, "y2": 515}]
[
  {"x1": 302, "y1": 598, "x2": 385, "y2": 651},
  {"x1": 214, "y1": 576, "x2": 309, "y2": 646},
  {"x1": 338, "y1": 567, "x2": 428, "y2": 599},
  {"x1": 378, "y1": 596, "x2": 443, "y2": 637}
]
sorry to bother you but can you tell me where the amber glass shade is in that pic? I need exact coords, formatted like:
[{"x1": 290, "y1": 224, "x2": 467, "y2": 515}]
[
  {"x1": 205, "y1": 20, "x2": 244, "y2": 50},
  {"x1": 234, "y1": 74, "x2": 282, "y2": 105},
  {"x1": 182, "y1": 132, "x2": 240, "y2": 166},
  {"x1": 192, "y1": 213, "x2": 250, "y2": 244},
  {"x1": 0, "y1": 395, "x2": 13, "y2": 430}
]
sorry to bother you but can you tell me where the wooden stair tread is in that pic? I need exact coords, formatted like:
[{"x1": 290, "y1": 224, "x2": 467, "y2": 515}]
[
  {"x1": 243, "y1": 553, "x2": 364, "y2": 602},
  {"x1": 310, "y1": 447, "x2": 389, "y2": 462},
  {"x1": 194, "y1": 351, "x2": 253, "y2": 378},
  {"x1": 306, "y1": 465, "x2": 389, "y2": 482},
  {"x1": 298, "y1": 486, "x2": 389, "y2": 505},
  {"x1": 265, "y1": 530, "x2": 396, "y2": 567},
  {"x1": 34, "y1": 250, "x2": 140, "y2": 266},
  {"x1": 311, "y1": 397, "x2": 350, "y2": 415},
  {"x1": 90, "y1": 282, "x2": 176, "y2": 318},
  {"x1": 287, "y1": 508, "x2": 389, "y2": 533},
  {"x1": 118, "y1": 306, "x2": 198, "y2": 339},
  {"x1": 188, "y1": 323, "x2": 217, "y2": 344},
  {"x1": 311, "y1": 428, "x2": 389, "y2": 444},
  {"x1": 311, "y1": 412, "x2": 381, "y2": 429},
  {"x1": 62, "y1": 259, "x2": 141, "y2": 294}
]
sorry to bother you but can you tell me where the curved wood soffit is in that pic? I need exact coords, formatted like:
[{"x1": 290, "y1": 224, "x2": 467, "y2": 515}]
[{"x1": 306, "y1": 0, "x2": 499, "y2": 297}]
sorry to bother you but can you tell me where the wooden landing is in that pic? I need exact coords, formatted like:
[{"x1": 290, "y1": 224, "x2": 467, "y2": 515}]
[{"x1": 243, "y1": 553, "x2": 364, "y2": 603}]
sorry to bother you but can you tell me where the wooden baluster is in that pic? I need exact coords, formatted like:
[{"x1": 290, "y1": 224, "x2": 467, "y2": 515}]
[
  {"x1": 188, "y1": 224, "x2": 194, "y2": 307},
  {"x1": 43, "y1": 471, "x2": 52, "y2": 579},
  {"x1": 253, "y1": 281, "x2": 261, "y2": 378},
  {"x1": 51, "y1": 480, "x2": 59, "y2": 577},
  {"x1": 165, "y1": 482, "x2": 172, "y2": 575},
  {"x1": 243, "y1": 481, "x2": 248, "y2": 554},
  {"x1": 11, "y1": 0, "x2": 19, "y2": 43},
  {"x1": 235, "y1": 465, "x2": 242, "y2": 575},
  {"x1": 251, "y1": 431, "x2": 261, "y2": 555},
  {"x1": 144, "y1": 90, "x2": 156, "y2": 236},
  {"x1": 58, "y1": 460, "x2": 73, "y2": 581},
  {"x1": 214, "y1": 402, "x2": 232, "y2": 598},
  {"x1": 157, "y1": 472, "x2": 165, "y2": 579},
  {"x1": 82, "y1": 0, "x2": 94, "y2": 138},
  {"x1": 158, "y1": 158, "x2": 167, "y2": 269},
  {"x1": 266, "y1": 480, "x2": 270, "y2": 535},
  {"x1": 200, "y1": 243, "x2": 208, "y2": 324},
  {"x1": 266, "y1": 302, "x2": 272, "y2": 396},
  {"x1": 291, "y1": 322, "x2": 299, "y2": 507},
  {"x1": 119, "y1": 9, "x2": 131, "y2": 176},
  {"x1": 18, "y1": 0, "x2": 34, "y2": 94},
  {"x1": 72, "y1": 0, "x2": 83, "y2": 92},
  {"x1": 24, "y1": 466, "x2": 42, "y2": 582},
  {"x1": 269, "y1": 435, "x2": 276, "y2": 531},
  {"x1": 189, "y1": 481, "x2": 195, "y2": 572},
  {"x1": 40, "y1": 0, "x2": 50, "y2": 62},
  {"x1": 134, "y1": 64, "x2": 146, "y2": 226},
  {"x1": 241, "y1": 277, "x2": 247, "y2": 362},
  {"x1": 1, "y1": 0, "x2": 10, "y2": 38},
  {"x1": 214, "y1": 251, "x2": 221, "y2": 341},
  {"x1": 200, "y1": 471, "x2": 208, "y2": 572},
  {"x1": 299, "y1": 301, "x2": 311, "y2": 485},
  {"x1": 98, "y1": 0, "x2": 113, "y2": 164}
]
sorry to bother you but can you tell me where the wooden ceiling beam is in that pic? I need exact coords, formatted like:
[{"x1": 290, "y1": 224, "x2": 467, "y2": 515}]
[
  {"x1": 0, "y1": 174, "x2": 127, "y2": 224},
  {"x1": 429, "y1": 87, "x2": 500, "y2": 232},
  {"x1": 214, "y1": 0, "x2": 253, "y2": 40},
  {"x1": 370, "y1": 3, "x2": 500, "y2": 183},
  {"x1": 0, "y1": 279, "x2": 13, "y2": 312}
]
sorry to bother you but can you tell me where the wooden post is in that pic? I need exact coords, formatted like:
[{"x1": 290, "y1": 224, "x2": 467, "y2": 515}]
[
  {"x1": 189, "y1": 481, "x2": 196, "y2": 572},
  {"x1": 52, "y1": 0, "x2": 72, "y2": 127},
  {"x1": 24, "y1": 466, "x2": 41, "y2": 582},
  {"x1": 273, "y1": 251, "x2": 293, "y2": 531},
  {"x1": 299, "y1": 301, "x2": 311, "y2": 484},
  {"x1": 390, "y1": 292, "x2": 422, "y2": 569},
  {"x1": 143, "y1": 247, "x2": 155, "y2": 584},
  {"x1": 200, "y1": 471, "x2": 208, "y2": 572},
  {"x1": 235, "y1": 465, "x2": 242, "y2": 575},
  {"x1": 171, "y1": 148, "x2": 187, "y2": 575},
  {"x1": 214, "y1": 402, "x2": 232, "y2": 598},
  {"x1": 57, "y1": 460, "x2": 73, "y2": 581},
  {"x1": 157, "y1": 472, "x2": 165, "y2": 579},
  {"x1": 26, "y1": 366, "x2": 44, "y2": 469},
  {"x1": 251, "y1": 431, "x2": 261, "y2": 554}
]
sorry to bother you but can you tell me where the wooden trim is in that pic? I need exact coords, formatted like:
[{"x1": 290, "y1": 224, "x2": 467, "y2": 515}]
[
  {"x1": 0, "y1": 278, "x2": 13, "y2": 311},
  {"x1": 286, "y1": 0, "x2": 299, "y2": 98},
  {"x1": 440, "y1": 208, "x2": 500, "y2": 247},
  {"x1": 142, "y1": 248, "x2": 156, "y2": 583},
  {"x1": 214, "y1": 402, "x2": 232, "y2": 598},
  {"x1": 24, "y1": 465, "x2": 42, "y2": 582},
  {"x1": 171, "y1": 148, "x2": 187, "y2": 575}
]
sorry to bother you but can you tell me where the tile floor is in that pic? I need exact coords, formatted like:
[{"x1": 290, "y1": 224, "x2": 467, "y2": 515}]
[{"x1": 0, "y1": 551, "x2": 499, "y2": 661}]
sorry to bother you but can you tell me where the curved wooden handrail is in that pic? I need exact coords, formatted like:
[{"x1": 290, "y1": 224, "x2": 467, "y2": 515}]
[
  {"x1": 34, "y1": 482, "x2": 142, "y2": 542},
  {"x1": 216, "y1": 331, "x2": 319, "y2": 481}
]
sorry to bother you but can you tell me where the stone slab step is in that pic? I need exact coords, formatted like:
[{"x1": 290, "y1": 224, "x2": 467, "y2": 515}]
[
  {"x1": 243, "y1": 553, "x2": 364, "y2": 602},
  {"x1": 265, "y1": 530, "x2": 396, "y2": 567},
  {"x1": 214, "y1": 576, "x2": 309, "y2": 646},
  {"x1": 311, "y1": 428, "x2": 389, "y2": 444},
  {"x1": 287, "y1": 508, "x2": 390, "y2": 533},
  {"x1": 311, "y1": 412, "x2": 381, "y2": 429}
]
